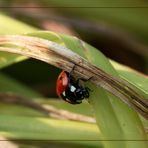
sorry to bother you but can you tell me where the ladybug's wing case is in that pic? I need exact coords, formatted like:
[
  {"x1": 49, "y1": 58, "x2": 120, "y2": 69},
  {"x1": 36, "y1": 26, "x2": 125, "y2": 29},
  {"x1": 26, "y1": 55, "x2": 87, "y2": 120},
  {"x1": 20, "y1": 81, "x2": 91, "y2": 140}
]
[{"x1": 56, "y1": 71, "x2": 69, "y2": 97}]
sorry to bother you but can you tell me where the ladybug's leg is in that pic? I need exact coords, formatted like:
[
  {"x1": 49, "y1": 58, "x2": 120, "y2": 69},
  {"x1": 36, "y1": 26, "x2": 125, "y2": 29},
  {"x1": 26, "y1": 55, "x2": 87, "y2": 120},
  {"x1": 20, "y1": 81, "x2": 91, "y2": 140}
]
[
  {"x1": 68, "y1": 64, "x2": 77, "y2": 83},
  {"x1": 85, "y1": 86, "x2": 93, "y2": 92},
  {"x1": 69, "y1": 64, "x2": 76, "y2": 75},
  {"x1": 76, "y1": 77, "x2": 93, "y2": 92}
]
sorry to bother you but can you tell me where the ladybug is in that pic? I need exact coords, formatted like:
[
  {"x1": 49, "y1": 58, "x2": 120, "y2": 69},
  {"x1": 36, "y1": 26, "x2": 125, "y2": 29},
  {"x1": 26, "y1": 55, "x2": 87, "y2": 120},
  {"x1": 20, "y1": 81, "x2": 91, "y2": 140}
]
[{"x1": 56, "y1": 70, "x2": 90, "y2": 104}]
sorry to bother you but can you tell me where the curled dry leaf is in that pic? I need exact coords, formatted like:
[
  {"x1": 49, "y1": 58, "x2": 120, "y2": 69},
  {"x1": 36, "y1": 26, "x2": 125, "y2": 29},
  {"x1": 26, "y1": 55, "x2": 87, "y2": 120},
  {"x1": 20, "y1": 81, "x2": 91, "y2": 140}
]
[
  {"x1": 0, "y1": 35, "x2": 147, "y2": 120},
  {"x1": 0, "y1": 92, "x2": 95, "y2": 123}
]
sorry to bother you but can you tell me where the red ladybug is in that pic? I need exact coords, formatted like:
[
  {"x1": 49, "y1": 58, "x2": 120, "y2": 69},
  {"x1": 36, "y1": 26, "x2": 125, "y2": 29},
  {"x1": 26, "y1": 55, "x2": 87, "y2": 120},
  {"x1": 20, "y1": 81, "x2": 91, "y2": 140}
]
[{"x1": 56, "y1": 70, "x2": 90, "y2": 104}]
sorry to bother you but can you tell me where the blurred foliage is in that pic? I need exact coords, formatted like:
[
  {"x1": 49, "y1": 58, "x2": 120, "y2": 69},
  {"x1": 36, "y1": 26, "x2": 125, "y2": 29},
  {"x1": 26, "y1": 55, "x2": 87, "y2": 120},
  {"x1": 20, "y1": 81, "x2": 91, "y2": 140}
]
[{"x1": 0, "y1": 0, "x2": 148, "y2": 148}]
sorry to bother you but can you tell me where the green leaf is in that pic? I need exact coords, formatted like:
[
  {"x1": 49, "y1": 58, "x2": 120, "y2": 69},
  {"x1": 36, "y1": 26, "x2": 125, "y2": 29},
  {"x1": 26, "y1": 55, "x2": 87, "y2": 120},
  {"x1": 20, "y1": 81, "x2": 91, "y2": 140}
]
[
  {"x1": 0, "y1": 13, "x2": 36, "y2": 35},
  {"x1": 40, "y1": 99, "x2": 93, "y2": 117},
  {"x1": 27, "y1": 31, "x2": 148, "y2": 148},
  {"x1": 61, "y1": 35, "x2": 147, "y2": 148},
  {"x1": 0, "y1": 115, "x2": 101, "y2": 146},
  {"x1": 0, "y1": 13, "x2": 36, "y2": 68},
  {"x1": 110, "y1": 60, "x2": 148, "y2": 96},
  {"x1": 0, "y1": 52, "x2": 27, "y2": 68}
]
